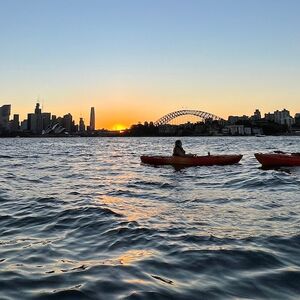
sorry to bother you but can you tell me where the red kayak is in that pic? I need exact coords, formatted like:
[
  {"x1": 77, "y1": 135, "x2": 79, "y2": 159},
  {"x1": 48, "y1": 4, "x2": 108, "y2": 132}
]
[
  {"x1": 255, "y1": 153, "x2": 300, "y2": 167},
  {"x1": 141, "y1": 154, "x2": 243, "y2": 166}
]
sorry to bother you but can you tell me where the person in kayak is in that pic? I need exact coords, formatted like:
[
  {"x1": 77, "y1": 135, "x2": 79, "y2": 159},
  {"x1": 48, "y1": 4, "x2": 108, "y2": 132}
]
[
  {"x1": 173, "y1": 140, "x2": 196, "y2": 157},
  {"x1": 173, "y1": 140, "x2": 185, "y2": 156}
]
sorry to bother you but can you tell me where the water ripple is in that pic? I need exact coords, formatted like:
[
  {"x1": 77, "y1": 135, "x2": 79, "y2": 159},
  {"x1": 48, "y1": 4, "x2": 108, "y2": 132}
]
[{"x1": 0, "y1": 137, "x2": 299, "y2": 299}]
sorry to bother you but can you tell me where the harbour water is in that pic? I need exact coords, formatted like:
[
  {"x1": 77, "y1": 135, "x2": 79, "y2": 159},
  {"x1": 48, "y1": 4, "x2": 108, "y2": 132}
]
[{"x1": 0, "y1": 136, "x2": 300, "y2": 299}]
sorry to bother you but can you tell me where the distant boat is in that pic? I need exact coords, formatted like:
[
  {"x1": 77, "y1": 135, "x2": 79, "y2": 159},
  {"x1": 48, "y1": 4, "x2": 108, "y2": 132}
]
[{"x1": 255, "y1": 134, "x2": 266, "y2": 137}]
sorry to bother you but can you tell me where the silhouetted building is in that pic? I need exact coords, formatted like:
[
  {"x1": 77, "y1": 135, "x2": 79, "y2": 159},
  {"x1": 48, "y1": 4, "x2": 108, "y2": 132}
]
[
  {"x1": 27, "y1": 103, "x2": 43, "y2": 134},
  {"x1": 56, "y1": 117, "x2": 63, "y2": 127},
  {"x1": 0, "y1": 104, "x2": 11, "y2": 131},
  {"x1": 27, "y1": 113, "x2": 33, "y2": 132},
  {"x1": 79, "y1": 118, "x2": 86, "y2": 132},
  {"x1": 29, "y1": 114, "x2": 43, "y2": 134},
  {"x1": 252, "y1": 109, "x2": 261, "y2": 121},
  {"x1": 63, "y1": 113, "x2": 73, "y2": 132},
  {"x1": 9, "y1": 114, "x2": 20, "y2": 132},
  {"x1": 51, "y1": 115, "x2": 57, "y2": 124},
  {"x1": 264, "y1": 113, "x2": 275, "y2": 122},
  {"x1": 35, "y1": 103, "x2": 42, "y2": 114},
  {"x1": 274, "y1": 109, "x2": 294, "y2": 127},
  {"x1": 20, "y1": 120, "x2": 28, "y2": 131},
  {"x1": 226, "y1": 125, "x2": 245, "y2": 135},
  {"x1": 228, "y1": 115, "x2": 249, "y2": 124},
  {"x1": 295, "y1": 113, "x2": 300, "y2": 126},
  {"x1": 42, "y1": 113, "x2": 51, "y2": 130},
  {"x1": 228, "y1": 116, "x2": 239, "y2": 125},
  {"x1": 90, "y1": 107, "x2": 95, "y2": 131}
]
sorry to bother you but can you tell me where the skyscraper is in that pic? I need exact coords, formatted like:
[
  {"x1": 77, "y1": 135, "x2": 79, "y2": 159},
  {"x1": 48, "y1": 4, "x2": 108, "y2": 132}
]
[
  {"x1": 28, "y1": 103, "x2": 43, "y2": 134},
  {"x1": 0, "y1": 105, "x2": 11, "y2": 130},
  {"x1": 63, "y1": 113, "x2": 73, "y2": 133},
  {"x1": 90, "y1": 107, "x2": 95, "y2": 131},
  {"x1": 79, "y1": 118, "x2": 86, "y2": 132},
  {"x1": 35, "y1": 103, "x2": 42, "y2": 114},
  {"x1": 42, "y1": 113, "x2": 51, "y2": 130},
  {"x1": 9, "y1": 114, "x2": 20, "y2": 132}
]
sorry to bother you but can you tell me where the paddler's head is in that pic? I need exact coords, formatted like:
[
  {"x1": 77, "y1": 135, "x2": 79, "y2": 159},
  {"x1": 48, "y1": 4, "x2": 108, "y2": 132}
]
[{"x1": 175, "y1": 140, "x2": 182, "y2": 147}]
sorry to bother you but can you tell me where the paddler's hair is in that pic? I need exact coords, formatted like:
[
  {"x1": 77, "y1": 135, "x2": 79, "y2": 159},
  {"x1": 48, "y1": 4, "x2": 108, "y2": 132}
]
[{"x1": 175, "y1": 140, "x2": 182, "y2": 147}]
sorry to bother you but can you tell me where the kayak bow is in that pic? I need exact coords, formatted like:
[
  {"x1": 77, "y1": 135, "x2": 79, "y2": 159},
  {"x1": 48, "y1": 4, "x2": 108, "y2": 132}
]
[{"x1": 254, "y1": 153, "x2": 300, "y2": 167}]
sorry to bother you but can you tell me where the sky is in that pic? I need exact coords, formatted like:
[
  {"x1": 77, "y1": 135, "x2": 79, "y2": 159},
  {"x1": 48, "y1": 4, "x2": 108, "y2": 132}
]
[{"x1": 0, "y1": 0, "x2": 299, "y2": 129}]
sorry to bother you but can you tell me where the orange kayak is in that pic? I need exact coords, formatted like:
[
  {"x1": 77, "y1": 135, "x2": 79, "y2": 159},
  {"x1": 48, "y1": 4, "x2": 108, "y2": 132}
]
[
  {"x1": 255, "y1": 153, "x2": 300, "y2": 167},
  {"x1": 141, "y1": 155, "x2": 243, "y2": 166}
]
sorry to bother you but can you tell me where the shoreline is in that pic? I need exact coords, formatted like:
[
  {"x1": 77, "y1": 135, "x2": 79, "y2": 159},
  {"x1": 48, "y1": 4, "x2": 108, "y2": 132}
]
[{"x1": 1, "y1": 134, "x2": 300, "y2": 139}]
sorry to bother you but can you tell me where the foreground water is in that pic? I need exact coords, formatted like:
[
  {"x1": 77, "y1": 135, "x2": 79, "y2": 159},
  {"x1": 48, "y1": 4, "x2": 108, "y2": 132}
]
[{"x1": 0, "y1": 136, "x2": 300, "y2": 299}]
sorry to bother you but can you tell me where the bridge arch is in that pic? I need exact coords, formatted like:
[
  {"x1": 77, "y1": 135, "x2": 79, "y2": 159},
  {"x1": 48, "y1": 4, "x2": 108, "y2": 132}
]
[{"x1": 154, "y1": 109, "x2": 223, "y2": 126}]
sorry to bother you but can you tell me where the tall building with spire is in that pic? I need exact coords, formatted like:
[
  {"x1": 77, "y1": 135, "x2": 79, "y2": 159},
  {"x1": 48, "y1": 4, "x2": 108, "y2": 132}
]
[
  {"x1": 28, "y1": 103, "x2": 43, "y2": 134},
  {"x1": 79, "y1": 118, "x2": 86, "y2": 132},
  {"x1": 90, "y1": 107, "x2": 95, "y2": 131}
]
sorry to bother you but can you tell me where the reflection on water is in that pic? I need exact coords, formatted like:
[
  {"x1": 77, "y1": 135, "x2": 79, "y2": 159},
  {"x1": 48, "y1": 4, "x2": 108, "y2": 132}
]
[
  {"x1": 118, "y1": 249, "x2": 155, "y2": 266},
  {"x1": 100, "y1": 195, "x2": 169, "y2": 222},
  {"x1": 0, "y1": 136, "x2": 300, "y2": 299}
]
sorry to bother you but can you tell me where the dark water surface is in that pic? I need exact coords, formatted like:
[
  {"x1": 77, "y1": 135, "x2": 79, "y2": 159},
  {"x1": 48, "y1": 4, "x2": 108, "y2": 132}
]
[{"x1": 0, "y1": 137, "x2": 300, "y2": 300}]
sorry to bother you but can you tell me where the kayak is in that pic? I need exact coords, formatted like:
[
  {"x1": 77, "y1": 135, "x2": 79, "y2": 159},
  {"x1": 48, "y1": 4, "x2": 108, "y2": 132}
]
[
  {"x1": 141, "y1": 154, "x2": 243, "y2": 166},
  {"x1": 254, "y1": 153, "x2": 300, "y2": 167}
]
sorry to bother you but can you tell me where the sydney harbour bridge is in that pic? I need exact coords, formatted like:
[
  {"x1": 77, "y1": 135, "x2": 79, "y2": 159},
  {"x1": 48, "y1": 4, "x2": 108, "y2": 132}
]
[{"x1": 154, "y1": 109, "x2": 223, "y2": 126}]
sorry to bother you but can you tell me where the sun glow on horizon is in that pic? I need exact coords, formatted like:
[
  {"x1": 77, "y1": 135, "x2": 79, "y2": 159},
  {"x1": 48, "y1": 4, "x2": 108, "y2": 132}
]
[{"x1": 111, "y1": 124, "x2": 128, "y2": 131}]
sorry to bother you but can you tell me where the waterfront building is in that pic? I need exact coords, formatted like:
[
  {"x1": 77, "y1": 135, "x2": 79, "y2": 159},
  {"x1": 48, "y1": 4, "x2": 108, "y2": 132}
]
[
  {"x1": 56, "y1": 117, "x2": 63, "y2": 127},
  {"x1": 228, "y1": 115, "x2": 249, "y2": 125},
  {"x1": 29, "y1": 114, "x2": 43, "y2": 134},
  {"x1": 222, "y1": 127, "x2": 230, "y2": 135},
  {"x1": 90, "y1": 107, "x2": 95, "y2": 131},
  {"x1": 252, "y1": 127, "x2": 263, "y2": 135},
  {"x1": 274, "y1": 109, "x2": 294, "y2": 127},
  {"x1": 295, "y1": 113, "x2": 300, "y2": 126},
  {"x1": 228, "y1": 116, "x2": 239, "y2": 125},
  {"x1": 158, "y1": 124, "x2": 177, "y2": 135},
  {"x1": 79, "y1": 118, "x2": 86, "y2": 132},
  {"x1": 244, "y1": 127, "x2": 252, "y2": 135},
  {"x1": 27, "y1": 103, "x2": 43, "y2": 134},
  {"x1": 0, "y1": 104, "x2": 11, "y2": 131},
  {"x1": 264, "y1": 113, "x2": 275, "y2": 122},
  {"x1": 226, "y1": 125, "x2": 245, "y2": 135},
  {"x1": 53, "y1": 123, "x2": 65, "y2": 134},
  {"x1": 63, "y1": 113, "x2": 73, "y2": 133},
  {"x1": 42, "y1": 113, "x2": 51, "y2": 130},
  {"x1": 51, "y1": 115, "x2": 57, "y2": 124},
  {"x1": 27, "y1": 113, "x2": 33, "y2": 132},
  {"x1": 9, "y1": 114, "x2": 20, "y2": 132},
  {"x1": 251, "y1": 109, "x2": 261, "y2": 121},
  {"x1": 20, "y1": 120, "x2": 28, "y2": 131}
]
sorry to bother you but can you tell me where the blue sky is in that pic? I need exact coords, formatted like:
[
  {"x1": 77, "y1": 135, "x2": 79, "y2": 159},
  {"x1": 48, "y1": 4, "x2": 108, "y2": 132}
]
[{"x1": 0, "y1": 0, "x2": 299, "y2": 127}]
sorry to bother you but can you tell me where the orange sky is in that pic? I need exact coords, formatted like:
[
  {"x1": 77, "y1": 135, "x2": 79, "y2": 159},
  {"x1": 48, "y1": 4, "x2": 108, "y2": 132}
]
[
  {"x1": 6, "y1": 81, "x2": 299, "y2": 130},
  {"x1": 9, "y1": 89, "x2": 299, "y2": 130}
]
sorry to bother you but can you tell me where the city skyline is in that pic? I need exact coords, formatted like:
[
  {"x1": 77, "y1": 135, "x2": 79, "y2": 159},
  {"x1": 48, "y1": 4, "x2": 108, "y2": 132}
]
[
  {"x1": 3, "y1": 100, "x2": 300, "y2": 131},
  {"x1": 2, "y1": 101, "x2": 299, "y2": 137},
  {"x1": 1, "y1": 0, "x2": 300, "y2": 129},
  {"x1": 1, "y1": 101, "x2": 298, "y2": 133}
]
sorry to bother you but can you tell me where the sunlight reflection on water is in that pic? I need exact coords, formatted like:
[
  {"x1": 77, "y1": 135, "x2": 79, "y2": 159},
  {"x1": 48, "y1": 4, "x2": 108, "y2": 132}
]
[{"x1": 0, "y1": 136, "x2": 299, "y2": 299}]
